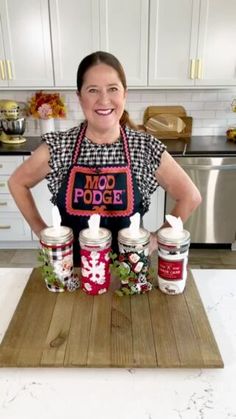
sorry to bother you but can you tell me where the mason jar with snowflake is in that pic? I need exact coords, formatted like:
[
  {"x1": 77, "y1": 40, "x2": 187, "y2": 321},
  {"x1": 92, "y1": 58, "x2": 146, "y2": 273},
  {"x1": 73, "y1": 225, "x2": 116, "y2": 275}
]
[{"x1": 79, "y1": 227, "x2": 112, "y2": 295}]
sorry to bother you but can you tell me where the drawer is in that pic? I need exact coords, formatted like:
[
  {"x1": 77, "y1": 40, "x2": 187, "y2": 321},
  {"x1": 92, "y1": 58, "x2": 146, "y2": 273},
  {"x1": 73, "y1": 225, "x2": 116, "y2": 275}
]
[
  {"x1": 0, "y1": 176, "x2": 9, "y2": 194},
  {"x1": 0, "y1": 194, "x2": 18, "y2": 212},
  {"x1": 0, "y1": 213, "x2": 31, "y2": 241},
  {"x1": 0, "y1": 156, "x2": 23, "y2": 175}
]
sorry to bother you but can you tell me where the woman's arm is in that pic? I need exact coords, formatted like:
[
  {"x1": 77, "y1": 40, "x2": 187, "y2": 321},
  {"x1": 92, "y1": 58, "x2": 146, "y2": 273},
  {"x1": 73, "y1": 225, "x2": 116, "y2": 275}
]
[
  {"x1": 156, "y1": 150, "x2": 202, "y2": 222},
  {"x1": 149, "y1": 150, "x2": 202, "y2": 253},
  {"x1": 8, "y1": 143, "x2": 52, "y2": 238}
]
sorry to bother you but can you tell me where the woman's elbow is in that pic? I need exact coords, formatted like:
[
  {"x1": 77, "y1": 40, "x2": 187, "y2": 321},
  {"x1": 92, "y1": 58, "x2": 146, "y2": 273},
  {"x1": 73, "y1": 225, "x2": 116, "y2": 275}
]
[
  {"x1": 190, "y1": 188, "x2": 202, "y2": 212},
  {"x1": 8, "y1": 173, "x2": 22, "y2": 196}
]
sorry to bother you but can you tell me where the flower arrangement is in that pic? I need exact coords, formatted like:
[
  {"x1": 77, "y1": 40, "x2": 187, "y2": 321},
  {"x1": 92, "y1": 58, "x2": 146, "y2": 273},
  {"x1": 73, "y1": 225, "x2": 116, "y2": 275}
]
[{"x1": 28, "y1": 91, "x2": 66, "y2": 119}]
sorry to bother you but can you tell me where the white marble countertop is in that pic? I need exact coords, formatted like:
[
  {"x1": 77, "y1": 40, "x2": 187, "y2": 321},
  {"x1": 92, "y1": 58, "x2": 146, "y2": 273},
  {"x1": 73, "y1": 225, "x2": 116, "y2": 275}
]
[{"x1": 0, "y1": 268, "x2": 235, "y2": 419}]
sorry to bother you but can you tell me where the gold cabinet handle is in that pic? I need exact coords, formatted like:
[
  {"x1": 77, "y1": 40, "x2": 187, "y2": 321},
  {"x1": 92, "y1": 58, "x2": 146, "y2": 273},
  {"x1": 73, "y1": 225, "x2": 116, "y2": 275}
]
[
  {"x1": 190, "y1": 59, "x2": 196, "y2": 79},
  {"x1": 196, "y1": 59, "x2": 202, "y2": 79},
  {"x1": 0, "y1": 201, "x2": 7, "y2": 206},
  {"x1": 0, "y1": 164, "x2": 3, "y2": 168},
  {"x1": 0, "y1": 225, "x2": 11, "y2": 229},
  {"x1": 6, "y1": 60, "x2": 13, "y2": 80},
  {"x1": 0, "y1": 60, "x2": 6, "y2": 80},
  {"x1": 0, "y1": 182, "x2": 6, "y2": 187}
]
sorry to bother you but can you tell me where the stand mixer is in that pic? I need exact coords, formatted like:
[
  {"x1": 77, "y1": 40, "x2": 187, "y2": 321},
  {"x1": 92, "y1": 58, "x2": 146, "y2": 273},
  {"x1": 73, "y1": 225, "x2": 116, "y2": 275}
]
[{"x1": 0, "y1": 100, "x2": 27, "y2": 144}]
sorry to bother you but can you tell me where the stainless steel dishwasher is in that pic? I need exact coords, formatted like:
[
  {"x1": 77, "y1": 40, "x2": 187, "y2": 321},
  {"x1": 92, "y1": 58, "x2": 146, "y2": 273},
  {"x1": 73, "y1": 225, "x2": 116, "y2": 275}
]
[{"x1": 165, "y1": 156, "x2": 236, "y2": 249}]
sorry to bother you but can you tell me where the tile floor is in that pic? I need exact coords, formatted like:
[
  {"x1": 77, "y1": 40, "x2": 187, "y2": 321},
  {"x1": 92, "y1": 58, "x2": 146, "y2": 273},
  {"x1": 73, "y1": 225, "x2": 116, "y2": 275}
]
[{"x1": 0, "y1": 248, "x2": 236, "y2": 269}]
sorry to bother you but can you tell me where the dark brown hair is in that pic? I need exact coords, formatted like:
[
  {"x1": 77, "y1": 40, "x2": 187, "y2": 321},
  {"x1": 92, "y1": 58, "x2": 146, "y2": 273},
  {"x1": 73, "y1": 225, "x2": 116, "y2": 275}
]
[{"x1": 77, "y1": 51, "x2": 138, "y2": 130}]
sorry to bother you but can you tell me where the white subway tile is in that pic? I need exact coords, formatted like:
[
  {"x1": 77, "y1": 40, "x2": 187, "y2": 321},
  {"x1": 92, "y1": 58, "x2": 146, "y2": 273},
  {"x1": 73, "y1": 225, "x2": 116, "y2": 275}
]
[
  {"x1": 183, "y1": 101, "x2": 204, "y2": 111},
  {"x1": 192, "y1": 127, "x2": 215, "y2": 135},
  {"x1": 126, "y1": 92, "x2": 142, "y2": 102},
  {"x1": 217, "y1": 90, "x2": 236, "y2": 100},
  {"x1": 201, "y1": 119, "x2": 226, "y2": 127},
  {"x1": 140, "y1": 92, "x2": 166, "y2": 102},
  {"x1": 203, "y1": 101, "x2": 230, "y2": 111},
  {"x1": 215, "y1": 110, "x2": 231, "y2": 118},
  {"x1": 191, "y1": 92, "x2": 218, "y2": 101},
  {"x1": 189, "y1": 110, "x2": 215, "y2": 118},
  {"x1": 166, "y1": 92, "x2": 192, "y2": 101}
]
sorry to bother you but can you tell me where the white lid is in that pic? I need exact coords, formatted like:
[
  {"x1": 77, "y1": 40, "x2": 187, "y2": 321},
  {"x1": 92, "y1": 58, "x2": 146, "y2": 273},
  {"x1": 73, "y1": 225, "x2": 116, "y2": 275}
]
[
  {"x1": 157, "y1": 227, "x2": 190, "y2": 245},
  {"x1": 118, "y1": 227, "x2": 150, "y2": 246},
  {"x1": 79, "y1": 227, "x2": 111, "y2": 245},
  {"x1": 40, "y1": 226, "x2": 73, "y2": 244}
]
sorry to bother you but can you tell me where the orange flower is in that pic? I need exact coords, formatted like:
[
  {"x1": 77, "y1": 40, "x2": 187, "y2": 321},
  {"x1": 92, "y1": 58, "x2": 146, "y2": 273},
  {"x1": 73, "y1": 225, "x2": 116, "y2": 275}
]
[{"x1": 28, "y1": 91, "x2": 66, "y2": 119}]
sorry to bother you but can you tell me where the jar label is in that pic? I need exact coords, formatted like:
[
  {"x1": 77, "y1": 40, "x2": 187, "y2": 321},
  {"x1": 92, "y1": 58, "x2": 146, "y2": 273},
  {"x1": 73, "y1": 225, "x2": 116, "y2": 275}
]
[{"x1": 158, "y1": 257, "x2": 184, "y2": 281}]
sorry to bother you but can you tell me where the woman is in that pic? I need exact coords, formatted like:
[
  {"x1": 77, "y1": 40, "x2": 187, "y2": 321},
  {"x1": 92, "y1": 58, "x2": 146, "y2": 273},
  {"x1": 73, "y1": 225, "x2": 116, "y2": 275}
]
[{"x1": 8, "y1": 51, "x2": 201, "y2": 264}]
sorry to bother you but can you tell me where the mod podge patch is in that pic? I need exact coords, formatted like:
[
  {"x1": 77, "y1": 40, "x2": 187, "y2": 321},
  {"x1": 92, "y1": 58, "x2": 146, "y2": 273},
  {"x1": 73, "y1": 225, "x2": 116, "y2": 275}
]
[{"x1": 66, "y1": 165, "x2": 134, "y2": 216}]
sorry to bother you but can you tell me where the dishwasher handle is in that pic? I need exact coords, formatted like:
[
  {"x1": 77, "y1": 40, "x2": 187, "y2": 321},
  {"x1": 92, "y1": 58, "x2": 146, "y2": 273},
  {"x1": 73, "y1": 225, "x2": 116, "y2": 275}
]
[{"x1": 181, "y1": 163, "x2": 236, "y2": 171}]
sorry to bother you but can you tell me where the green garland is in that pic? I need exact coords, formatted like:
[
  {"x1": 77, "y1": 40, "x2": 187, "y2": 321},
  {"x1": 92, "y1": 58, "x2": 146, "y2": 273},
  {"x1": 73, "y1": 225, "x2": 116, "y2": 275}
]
[
  {"x1": 109, "y1": 252, "x2": 155, "y2": 296},
  {"x1": 38, "y1": 249, "x2": 64, "y2": 289}
]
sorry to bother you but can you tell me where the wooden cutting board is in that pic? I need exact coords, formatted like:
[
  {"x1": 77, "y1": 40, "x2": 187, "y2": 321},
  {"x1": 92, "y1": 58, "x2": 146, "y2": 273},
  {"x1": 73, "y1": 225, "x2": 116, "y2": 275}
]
[{"x1": 0, "y1": 268, "x2": 223, "y2": 368}]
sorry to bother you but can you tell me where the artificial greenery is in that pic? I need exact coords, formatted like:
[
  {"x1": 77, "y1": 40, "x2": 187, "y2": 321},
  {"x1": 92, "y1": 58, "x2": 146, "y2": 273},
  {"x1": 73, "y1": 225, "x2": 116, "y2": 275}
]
[
  {"x1": 109, "y1": 252, "x2": 155, "y2": 296},
  {"x1": 38, "y1": 249, "x2": 64, "y2": 288}
]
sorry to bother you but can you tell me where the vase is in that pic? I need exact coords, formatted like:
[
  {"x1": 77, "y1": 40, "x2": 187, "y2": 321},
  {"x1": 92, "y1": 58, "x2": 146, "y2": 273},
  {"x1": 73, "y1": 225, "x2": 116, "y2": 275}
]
[{"x1": 39, "y1": 118, "x2": 55, "y2": 135}]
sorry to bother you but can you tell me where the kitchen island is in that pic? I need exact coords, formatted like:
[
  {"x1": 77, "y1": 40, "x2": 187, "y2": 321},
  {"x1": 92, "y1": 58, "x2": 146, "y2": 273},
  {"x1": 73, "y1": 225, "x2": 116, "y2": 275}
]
[{"x1": 0, "y1": 268, "x2": 235, "y2": 419}]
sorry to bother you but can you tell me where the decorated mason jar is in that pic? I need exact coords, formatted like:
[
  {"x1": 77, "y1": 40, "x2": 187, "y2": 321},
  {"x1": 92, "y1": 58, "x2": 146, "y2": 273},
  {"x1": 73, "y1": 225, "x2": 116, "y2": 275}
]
[
  {"x1": 79, "y1": 227, "x2": 112, "y2": 295},
  {"x1": 117, "y1": 226, "x2": 152, "y2": 294},
  {"x1": 157, "y1": 227, "x2": 190, "y2": 295},
  {"x1": 40, "y1": 226, "x2": 80, "y2": 292}
]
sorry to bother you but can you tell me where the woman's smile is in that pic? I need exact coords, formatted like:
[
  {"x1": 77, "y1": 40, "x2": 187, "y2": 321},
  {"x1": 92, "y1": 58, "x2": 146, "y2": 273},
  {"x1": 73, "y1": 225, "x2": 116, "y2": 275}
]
[{"x1": 95, "y1": 108, "x2": 114, "y2": 116}]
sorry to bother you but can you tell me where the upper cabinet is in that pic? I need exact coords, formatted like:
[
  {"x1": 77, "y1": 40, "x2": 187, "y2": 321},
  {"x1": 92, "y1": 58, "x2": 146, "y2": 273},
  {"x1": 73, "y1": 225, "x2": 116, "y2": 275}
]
[
  {"x1": 149, "y1": 0, "x2": 236, "y2": 87},
  {"x1": 0, "y1": 0, "x2": 235, "y2": 89},
  {"x1": 49, "y1": 0, "x2": 149, "y2": 87},
  {"x1": 196, "y1": 0, "x2": 236, "y2": 86},
  {"x1": 0, "y1": 0, "x2": 53, "y2": 88},
  {"x1": 149, "y1": 0, "x2": 199, "y2": 87},
  {"x1": 99, "y1": 0, "x2": 149, "y2": 86},
  {"x1": 49, "y1": 0, "x2": 101, "y2": 87}
]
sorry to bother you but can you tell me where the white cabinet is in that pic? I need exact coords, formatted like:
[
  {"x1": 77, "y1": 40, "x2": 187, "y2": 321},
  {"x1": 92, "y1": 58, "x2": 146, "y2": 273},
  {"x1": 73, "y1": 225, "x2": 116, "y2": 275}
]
[
  {"x1": 100, "y1": 0, "x2": 149, "y2": 86},
  {"x1": 49, "y1": 0, "x2": 149, "y2": 87},
  {"x1": 0, "y1": 155, "x2": 53, "y2": 247},
  {"x1": 0, "y1": 0, "x2": 53, "y2": 88},
  {"x1": 149, "y1": 0, "x2": 236, "y2": 87},
  {"x1": 196, "y1": 0, "x2": 236, "y2": 86},
  {"x1": 0, "y1": 156, "x2": 31, "y2": 241},
  {"x1": 143, "y1": 187, "x2": 165, "y2": 232},
  {"x1": 49, "y1": 0, "x2": 100, "y2": 87},
  {"x1": 149, "y1": 0, "x2": 199, "y2": 87}
]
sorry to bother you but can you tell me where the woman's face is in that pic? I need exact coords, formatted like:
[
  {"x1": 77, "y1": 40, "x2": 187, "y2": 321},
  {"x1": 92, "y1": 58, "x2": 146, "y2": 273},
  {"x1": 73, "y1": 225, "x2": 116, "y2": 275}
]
[{"x1": 78, "y1": 63, "x2": 127, "y2": 135}]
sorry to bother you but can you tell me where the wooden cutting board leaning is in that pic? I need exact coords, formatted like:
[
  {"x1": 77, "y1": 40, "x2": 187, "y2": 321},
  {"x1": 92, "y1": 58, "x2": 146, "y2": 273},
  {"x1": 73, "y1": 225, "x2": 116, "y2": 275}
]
[{"x1": 142, "y1": 105, "x2": 192, "y2": 139}]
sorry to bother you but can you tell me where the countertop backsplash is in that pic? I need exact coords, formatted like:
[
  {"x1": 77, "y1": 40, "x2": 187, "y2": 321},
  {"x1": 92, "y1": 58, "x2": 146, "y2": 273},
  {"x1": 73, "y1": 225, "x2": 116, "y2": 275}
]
[{"x1": 2, "y1": 88, "x2": 236, "y2": 137}]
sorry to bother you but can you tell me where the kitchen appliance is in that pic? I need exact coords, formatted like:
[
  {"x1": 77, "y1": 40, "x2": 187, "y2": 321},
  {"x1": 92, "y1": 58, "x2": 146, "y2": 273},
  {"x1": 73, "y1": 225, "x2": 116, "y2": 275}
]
[
  {"x1": 166, "y1": 156, "x2": 236, "y2": 249},
  {"x1": 0, "y1": 100, "x2": 27, "y2": 144}
]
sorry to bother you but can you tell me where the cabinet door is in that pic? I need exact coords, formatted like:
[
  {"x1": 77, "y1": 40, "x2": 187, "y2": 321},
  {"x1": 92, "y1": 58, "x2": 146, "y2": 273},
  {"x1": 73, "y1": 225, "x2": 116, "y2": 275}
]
[
  {"x1": 149, "y1": 0, "x2": 199, "y2": 86},
  {"x1": 100, "y1": 0, "x2": 149, "y2": 86},
  {"x1": 0, "y1": 0, "x2": 53, "y2": 87},
  {"x1": 50, "y1": 0, "x2": 100, "y2": 87},
  {"x1": 196, "y1": 0, "x2": 236, "y2": 86},
  {"x1": 0, "y1": 17, "x2": 7, "y2": 87}
]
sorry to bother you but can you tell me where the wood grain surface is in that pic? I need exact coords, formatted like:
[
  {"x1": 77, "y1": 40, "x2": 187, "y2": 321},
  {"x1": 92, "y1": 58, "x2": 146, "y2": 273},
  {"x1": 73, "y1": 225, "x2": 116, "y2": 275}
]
[{"x1": 0, "y1": 268, "x2": 223, "y2": 368}]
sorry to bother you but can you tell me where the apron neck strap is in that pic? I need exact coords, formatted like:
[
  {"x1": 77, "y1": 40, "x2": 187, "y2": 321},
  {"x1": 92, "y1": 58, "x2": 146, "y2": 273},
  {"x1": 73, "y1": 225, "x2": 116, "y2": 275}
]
[{"x1": 72, "y1": 123, "x2": 131, "y2": 167}]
